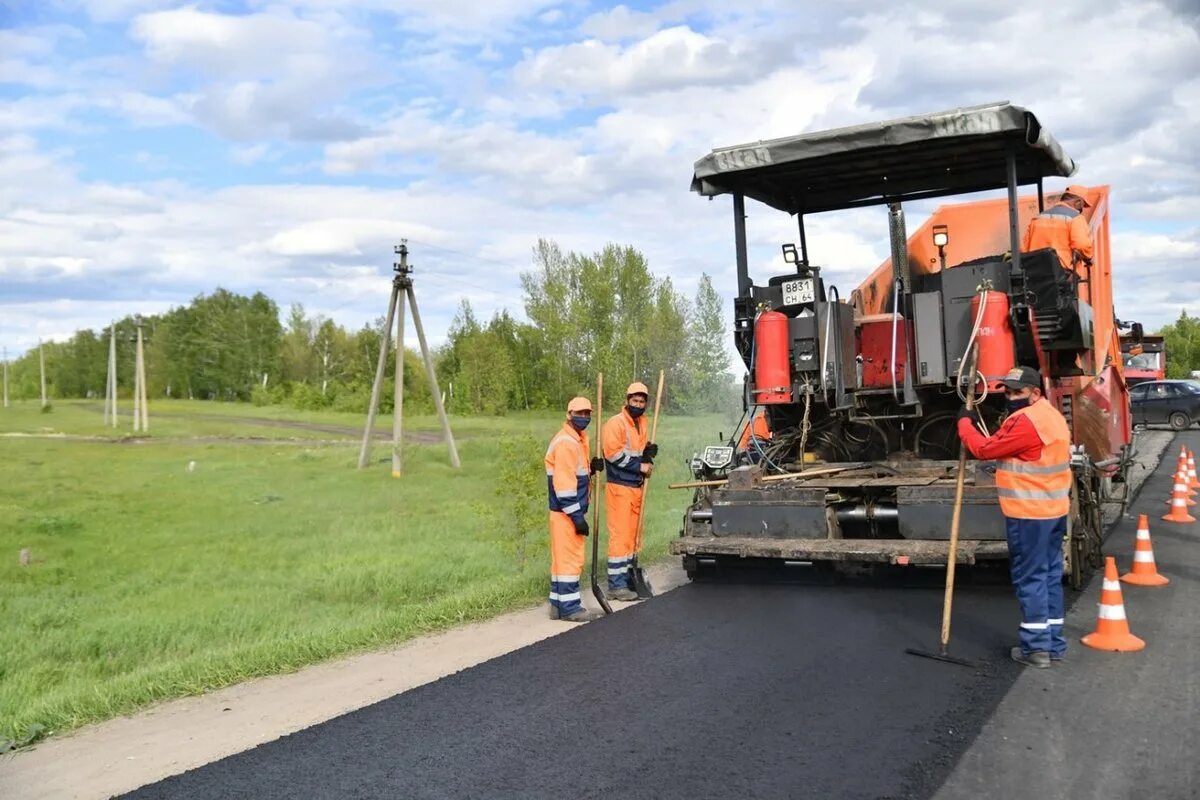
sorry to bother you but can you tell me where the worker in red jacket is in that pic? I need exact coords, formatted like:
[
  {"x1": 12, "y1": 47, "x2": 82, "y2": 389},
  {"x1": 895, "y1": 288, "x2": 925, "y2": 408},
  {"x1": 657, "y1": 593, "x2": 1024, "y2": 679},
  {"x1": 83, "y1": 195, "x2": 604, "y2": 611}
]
[
  {"x1": 545, "y1": 396, "x2": 604, "y2": 622},
  {"x1": 1022, "y1": 184, "x2": 1094, "y2": 274},
  {"x1": 957, "y1": 366, "x2": 1072, "y2": 669}
]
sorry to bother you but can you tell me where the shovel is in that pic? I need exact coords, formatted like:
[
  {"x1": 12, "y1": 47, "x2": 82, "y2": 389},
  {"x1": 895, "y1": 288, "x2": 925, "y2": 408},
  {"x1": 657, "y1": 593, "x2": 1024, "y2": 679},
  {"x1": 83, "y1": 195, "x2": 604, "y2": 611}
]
[{"x1": 590, "y1": 374, "x2": 613, "y2": 615}]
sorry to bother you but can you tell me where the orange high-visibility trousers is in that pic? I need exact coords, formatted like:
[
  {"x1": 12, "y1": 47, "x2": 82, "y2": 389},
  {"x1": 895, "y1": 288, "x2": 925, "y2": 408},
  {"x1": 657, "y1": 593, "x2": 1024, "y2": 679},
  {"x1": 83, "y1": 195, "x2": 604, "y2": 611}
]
[
  {"x1": 605, "y1": 483, "x2": 643, "y2": 590},
  {"x1": 549, "y1": 511, "x2": 585, "y2": 616}
]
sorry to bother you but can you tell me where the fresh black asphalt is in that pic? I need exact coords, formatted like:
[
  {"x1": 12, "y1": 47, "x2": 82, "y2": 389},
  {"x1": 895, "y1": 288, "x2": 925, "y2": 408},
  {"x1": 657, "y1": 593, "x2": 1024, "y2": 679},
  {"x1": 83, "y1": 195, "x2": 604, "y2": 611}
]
[{"x1": 122, "y1": 439, "x2": 1184, "y2": 800}]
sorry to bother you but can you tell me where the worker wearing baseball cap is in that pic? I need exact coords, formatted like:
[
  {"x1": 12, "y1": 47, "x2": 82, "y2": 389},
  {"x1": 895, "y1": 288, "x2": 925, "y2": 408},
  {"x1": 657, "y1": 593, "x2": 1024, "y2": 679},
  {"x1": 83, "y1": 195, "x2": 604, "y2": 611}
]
[
  {"x1": 957, "y1": 366, "x2": 1071, "y2": 668},
  {"x1": 1021, "y1": 183, "x2": 1095, "y2": 275},
  {"x1": 545, "y1": 396, "x2": 604, "y2": 622},
  {"x1": 601, "y1": 382, "x2": 657, "y2": 601}
]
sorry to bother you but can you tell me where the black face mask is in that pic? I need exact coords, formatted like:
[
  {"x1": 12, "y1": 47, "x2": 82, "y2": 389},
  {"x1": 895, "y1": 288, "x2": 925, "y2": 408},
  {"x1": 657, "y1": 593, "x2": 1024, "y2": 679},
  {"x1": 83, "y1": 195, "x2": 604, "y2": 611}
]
[
  {"x1": 626, "y1": 404, "x2": 645, "y2": 418},
  {"x1": 1006, "y1": 396, "x2": 1031, "y2": 413}
]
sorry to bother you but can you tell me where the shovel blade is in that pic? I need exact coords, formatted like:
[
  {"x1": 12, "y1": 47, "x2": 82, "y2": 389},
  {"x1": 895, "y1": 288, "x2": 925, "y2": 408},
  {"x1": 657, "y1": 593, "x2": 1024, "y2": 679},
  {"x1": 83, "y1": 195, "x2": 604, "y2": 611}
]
[{"x1": 630, "y1": 563, "x2": 654, "y2": 599}]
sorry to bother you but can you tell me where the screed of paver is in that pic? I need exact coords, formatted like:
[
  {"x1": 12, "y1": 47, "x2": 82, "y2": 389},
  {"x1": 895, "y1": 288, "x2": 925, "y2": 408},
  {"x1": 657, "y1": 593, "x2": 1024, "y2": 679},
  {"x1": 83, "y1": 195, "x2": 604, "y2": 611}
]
[{"x1": 0, "y1": 563, "x2": 688, "y2": 800}]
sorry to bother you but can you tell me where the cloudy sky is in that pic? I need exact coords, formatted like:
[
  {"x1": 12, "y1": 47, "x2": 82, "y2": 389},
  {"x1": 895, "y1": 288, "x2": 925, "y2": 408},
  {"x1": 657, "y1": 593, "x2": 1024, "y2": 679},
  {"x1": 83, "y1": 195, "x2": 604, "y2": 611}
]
[{"x1": 2, "y1": 0, "x2": 1198, "y2": 357}]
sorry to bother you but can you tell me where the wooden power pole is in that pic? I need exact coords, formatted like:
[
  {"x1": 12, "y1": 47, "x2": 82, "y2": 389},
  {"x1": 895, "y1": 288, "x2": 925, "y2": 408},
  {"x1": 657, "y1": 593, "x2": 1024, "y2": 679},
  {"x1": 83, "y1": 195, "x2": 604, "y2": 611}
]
[
  {"x1": 358, "y1": 241, "x2": 460, "y2": 475},
  {"x1": 39, "y1": 340, "x2": 47, "y2": 409},
  {"x1": 133, "y1": 318, "x2": 149, "y2": 432},
  {"x1": 104, "y1": 323, "x2": 117, "y2": 427}
]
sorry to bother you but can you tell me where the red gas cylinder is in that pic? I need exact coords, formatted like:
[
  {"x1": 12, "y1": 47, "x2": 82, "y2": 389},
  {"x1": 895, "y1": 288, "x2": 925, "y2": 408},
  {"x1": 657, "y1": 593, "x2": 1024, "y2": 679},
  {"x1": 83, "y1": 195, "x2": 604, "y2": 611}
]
[
  {"x1": 754, "y1": 310, "x2": 793, "y2": 404},
  {"x1": 970, "y1": 291, "x2": 1015, "y2": 388}
]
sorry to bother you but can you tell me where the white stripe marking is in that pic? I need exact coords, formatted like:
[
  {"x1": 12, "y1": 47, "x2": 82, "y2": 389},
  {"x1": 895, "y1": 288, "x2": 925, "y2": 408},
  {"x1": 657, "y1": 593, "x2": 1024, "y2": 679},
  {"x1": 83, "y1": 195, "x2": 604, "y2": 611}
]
[
  {"x1": 1098, "y1": 604, "x2": 1127, "y2": 620},
  {"x1": 1048, "y1": 618, "x2": 1064, "y2": 625},
  {"x1": 1020, "y1": 622, "x2": 1050, "y2": 630},
  {"x1": 1103, "y1": 579, "x2": 1122, "y2": 591},
  {"x1": 1134, "y1": 551, "x2": 1155, "y2": 563},
  {"x1": 1136, "y1": 529, "x2": 1150, "y2": 540},
  {"x1": 551, "y1": 574, "x2": 579, "y2": 583}
]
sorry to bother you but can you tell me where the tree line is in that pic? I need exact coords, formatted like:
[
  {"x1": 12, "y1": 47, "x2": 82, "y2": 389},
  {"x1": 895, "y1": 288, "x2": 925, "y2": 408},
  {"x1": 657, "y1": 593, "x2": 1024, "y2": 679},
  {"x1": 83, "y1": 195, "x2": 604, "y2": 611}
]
[{"x1": 4, "y1": 239, "x2": 735, "y2": 415}]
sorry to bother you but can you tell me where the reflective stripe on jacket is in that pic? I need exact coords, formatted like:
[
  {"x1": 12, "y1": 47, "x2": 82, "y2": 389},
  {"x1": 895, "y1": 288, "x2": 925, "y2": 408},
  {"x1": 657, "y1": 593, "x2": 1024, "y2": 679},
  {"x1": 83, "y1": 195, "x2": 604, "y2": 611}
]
[
  {"x1": 603, "y1": 409, "x2": 648, "y2": 488},
  {"x1": 1021, "y1": 202, "x2": 1094, "y2": 273},
  {"x1": 545, "y1": 422, "x2": 590, "y2": 523},
  {"x1": 994, "y1": 399, "x2": 1072, "y2": 519}
]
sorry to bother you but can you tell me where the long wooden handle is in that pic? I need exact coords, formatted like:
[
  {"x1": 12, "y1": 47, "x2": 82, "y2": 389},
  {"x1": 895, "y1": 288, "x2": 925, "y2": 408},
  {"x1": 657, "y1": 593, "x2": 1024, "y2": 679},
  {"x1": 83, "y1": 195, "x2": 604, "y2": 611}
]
[
  {"x1": 668, "y1": 462, "x2": 870, "y2": 490},
  {"x1": 940, "y1": 343, "x2": 979, "y2": 650},
  {"x1": 591, "y1": 373, "x2": 604, "y2": 534},
  {"x1": 635, "y1": 370, "x2": 666, "y2": 553}
]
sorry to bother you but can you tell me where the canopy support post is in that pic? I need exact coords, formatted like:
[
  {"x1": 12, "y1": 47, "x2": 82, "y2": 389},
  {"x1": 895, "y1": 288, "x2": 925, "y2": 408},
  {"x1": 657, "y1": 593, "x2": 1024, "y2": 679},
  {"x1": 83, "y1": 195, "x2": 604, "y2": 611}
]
[
  {"x1": 1006, "y1": 148, "x2": 1022, "y2": 275},
  {"x1": 734, "y1": 192, "x2": 750, "y2": 296}
]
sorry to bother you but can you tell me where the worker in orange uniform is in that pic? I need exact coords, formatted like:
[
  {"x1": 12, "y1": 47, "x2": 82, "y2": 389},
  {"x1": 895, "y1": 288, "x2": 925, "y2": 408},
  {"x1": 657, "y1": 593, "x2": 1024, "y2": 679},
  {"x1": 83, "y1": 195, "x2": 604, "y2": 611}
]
[
  {"x1": 545, "y1": 396, "x2": 604, "y2": 622},
  {"x1": 602, "y1": 382, "x2": 657, "y2": 602},
  {"x1": 957, "y1": 366, "x2": 1071, "y2": 669},
  {"x1": 738, "y1": 408, "x2": 772, "y2": 462},
  {"x1": 1021, "y1": 184, "x2": 1094, "y2": 274}
]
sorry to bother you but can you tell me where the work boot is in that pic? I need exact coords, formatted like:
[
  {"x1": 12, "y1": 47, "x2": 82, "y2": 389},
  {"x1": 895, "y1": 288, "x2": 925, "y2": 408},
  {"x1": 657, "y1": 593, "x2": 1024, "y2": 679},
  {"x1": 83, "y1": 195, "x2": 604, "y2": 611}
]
[
  {"x1": 606, "y1": 587, "x2": 639, "y2": 602},
  {"x1": 558, "y1": 608, "x2": 603, "y2": 623},
  {"x1": 1010, "y1": 646, "x2": 1051, "y2": 669}
]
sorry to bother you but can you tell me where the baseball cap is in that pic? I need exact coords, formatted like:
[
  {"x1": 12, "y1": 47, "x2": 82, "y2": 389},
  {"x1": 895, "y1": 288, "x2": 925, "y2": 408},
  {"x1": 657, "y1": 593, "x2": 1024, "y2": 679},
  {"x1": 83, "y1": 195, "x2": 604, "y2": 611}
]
[
  {"x1": 999, "y1": 366, "x2": 1042, "y2": 391},
  {"x1": 1062, "y1": 184, "x2": 1092, "y2": 207}
]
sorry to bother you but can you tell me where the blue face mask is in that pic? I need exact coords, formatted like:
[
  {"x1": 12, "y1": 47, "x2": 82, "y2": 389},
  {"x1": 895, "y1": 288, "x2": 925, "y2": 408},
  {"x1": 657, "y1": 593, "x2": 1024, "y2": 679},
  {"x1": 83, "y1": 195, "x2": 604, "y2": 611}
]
[
  {"x1": 1006, "y1": 396, "x2": 1031, "y2": 413},
  {"x1": 570, "y1": 415, "x2": 591, "y2": 431},
  {"x1": 626, "y1": 404, "x2": 646, "y2": 418}
]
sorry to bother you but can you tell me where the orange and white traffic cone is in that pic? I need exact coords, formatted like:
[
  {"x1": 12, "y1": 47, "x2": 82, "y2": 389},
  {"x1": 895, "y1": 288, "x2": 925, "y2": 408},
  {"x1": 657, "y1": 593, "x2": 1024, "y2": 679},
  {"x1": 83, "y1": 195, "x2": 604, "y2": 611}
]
[
  {"x1": 1187, "y1": 449, "x2": 1199, "y2": 492},
  {"x1": 1120, "y1": 515, "x2": 1170, "y2": 587},
  {"x1": 1082, "y1": 556, "x2": 1146, "y2": 652},
  {"x1": 1169, "y1": 449, "x2": 1195, "y2": 503},
  {"x1": 1162, "y1": 467, "x2": 1197, "y2": 523}
]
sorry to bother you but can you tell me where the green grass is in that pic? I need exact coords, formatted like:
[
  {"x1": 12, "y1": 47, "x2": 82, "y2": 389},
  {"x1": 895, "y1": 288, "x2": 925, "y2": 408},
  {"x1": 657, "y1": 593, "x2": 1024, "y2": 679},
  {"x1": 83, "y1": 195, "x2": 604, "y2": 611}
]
[{"x1": 0, "y1": 400, "x2": 726, "y2": 746}]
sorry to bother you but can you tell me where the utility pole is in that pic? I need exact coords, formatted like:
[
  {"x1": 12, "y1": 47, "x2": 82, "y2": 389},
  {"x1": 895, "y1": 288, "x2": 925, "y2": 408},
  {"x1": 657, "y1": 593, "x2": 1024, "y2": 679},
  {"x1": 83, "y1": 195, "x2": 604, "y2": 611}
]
[
  {"x1": 3, "y1": 346, "x2": 9, "y2": 408},
  {"x1": 39, "y1": 340, "x2": 47, "y2": 409},
  {"x1": 104, "y1": 323, "x2": 118, "y2": 427},
  {"x1": 358, "y1": 241, "x2": 460, "y2": 474},
  {"x1": 133, "y1": 317, "x2": 149, "y2": 432}
]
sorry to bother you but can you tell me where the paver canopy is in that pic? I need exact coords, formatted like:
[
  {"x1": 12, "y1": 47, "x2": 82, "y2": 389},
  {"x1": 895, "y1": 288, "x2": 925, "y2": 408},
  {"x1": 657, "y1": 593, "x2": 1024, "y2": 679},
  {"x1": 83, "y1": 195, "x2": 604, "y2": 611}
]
[{"x1": 690, "y1": 101, "x2": 1076, "y2": 214}]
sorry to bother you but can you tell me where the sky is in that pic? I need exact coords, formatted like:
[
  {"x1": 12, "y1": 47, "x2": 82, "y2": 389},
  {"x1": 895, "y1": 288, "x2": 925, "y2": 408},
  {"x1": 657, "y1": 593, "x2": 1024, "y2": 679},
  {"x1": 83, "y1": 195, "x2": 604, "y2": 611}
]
[{"x1": 1, "y1": 0, "x2": 1198, "y2": 358}]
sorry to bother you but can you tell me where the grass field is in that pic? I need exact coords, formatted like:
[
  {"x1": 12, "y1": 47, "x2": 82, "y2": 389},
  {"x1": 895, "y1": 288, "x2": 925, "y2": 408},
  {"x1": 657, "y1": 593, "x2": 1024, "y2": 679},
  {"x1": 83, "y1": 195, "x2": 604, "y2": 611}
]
[{"x1": 0, "y1": 399, "x2": 729, "y2": 747}]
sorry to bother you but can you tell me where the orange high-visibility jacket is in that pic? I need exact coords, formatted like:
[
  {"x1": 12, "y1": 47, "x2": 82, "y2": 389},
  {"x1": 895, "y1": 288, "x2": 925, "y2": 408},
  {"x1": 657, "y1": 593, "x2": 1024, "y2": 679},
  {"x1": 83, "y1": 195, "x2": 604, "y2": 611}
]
[
  {"x1": 603, "y1": 409, "x2": 648, "y2": 488},
  {"x1": 738, "y1": 412, "x2": 771, "y2": 450},
  {"x1": 1021, "y1": 202, "x2": 1094, "y2": 272},
  {"x1": 545, "y1": 422, "x2": 590, "y2": 523},
  {"x1": 994, "y1": 399, "x2": 1072, "y2": 520}
]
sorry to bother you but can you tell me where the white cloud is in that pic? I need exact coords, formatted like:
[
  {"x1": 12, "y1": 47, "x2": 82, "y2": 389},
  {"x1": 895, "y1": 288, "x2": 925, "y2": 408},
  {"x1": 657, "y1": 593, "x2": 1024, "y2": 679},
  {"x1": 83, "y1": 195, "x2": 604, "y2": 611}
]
[
  {"x1": 515, "y1": 25, "x2": 786, "y2": 97},
  {"x1": 579, "y1": 5, "x2": 662, "y2": 41}
]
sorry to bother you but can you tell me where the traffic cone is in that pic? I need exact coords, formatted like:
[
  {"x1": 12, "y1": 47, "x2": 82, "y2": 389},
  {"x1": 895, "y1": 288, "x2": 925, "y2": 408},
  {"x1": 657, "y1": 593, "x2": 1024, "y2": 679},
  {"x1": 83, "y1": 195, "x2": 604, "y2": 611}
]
[
  {"x1": 1162, "y1": 468, "x2": 1197, "y2": 523},
  {"x1": 1187, "y1": 449, "x2": 1199, "y2": 491},
  {"x1": 1082, "y1": 557, "x2": 1146, "y2": 652},
  {"x1": 1120, "y1": 515, "x2": 1170, "y2": 587}
]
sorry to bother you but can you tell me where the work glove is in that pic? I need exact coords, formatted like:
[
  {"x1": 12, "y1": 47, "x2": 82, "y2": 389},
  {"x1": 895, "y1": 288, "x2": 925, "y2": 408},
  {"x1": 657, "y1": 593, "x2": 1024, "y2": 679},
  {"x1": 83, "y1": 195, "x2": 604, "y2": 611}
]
[
  {"x1": 590, "y1": 456, "x2": 604, "y2": 475},
  {"x1": 957, "y1": 406, "x2": 982, "y2": 426},
  {"x1": 643, "y1": 442, "x2": 659, "y2": 459},
  {"x1": 573, "y1": 517, "x2": 589, "y2": 537}
]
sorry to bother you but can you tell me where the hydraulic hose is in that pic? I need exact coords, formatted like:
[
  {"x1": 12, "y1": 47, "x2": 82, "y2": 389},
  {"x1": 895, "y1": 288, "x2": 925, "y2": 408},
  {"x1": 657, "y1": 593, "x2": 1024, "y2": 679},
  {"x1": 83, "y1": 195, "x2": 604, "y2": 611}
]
[{"x1": 955, "y1": 286, "x2": 992, "y2": 434}]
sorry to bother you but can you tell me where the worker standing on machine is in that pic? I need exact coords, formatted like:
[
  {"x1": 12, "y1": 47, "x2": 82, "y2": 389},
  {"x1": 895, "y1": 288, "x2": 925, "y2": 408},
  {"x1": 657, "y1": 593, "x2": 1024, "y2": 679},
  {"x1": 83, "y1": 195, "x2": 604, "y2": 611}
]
[
  {"x1": 545, "y1": 396, "x2": 604, "y2": 623},
  {"x1": 737, "y1": 408, "x2": 773, "y2": 462},
  {"x1": 957, "y1": 366, "x2": 1071, "y2": 668},
  {"x1": 1022, "y1": 184, "x2": 1094, "y2": 274},
  {"x1": 602, "y1": 382, "x2": 657, "y2": 602}
]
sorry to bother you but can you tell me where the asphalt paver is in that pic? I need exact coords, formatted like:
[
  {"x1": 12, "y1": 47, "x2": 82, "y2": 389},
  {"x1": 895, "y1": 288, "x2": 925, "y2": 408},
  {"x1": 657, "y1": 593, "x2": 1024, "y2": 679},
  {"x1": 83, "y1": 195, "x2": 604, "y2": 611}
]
[{"x1": 123, "y1": 436, "x2": 1186, "y2": 800}]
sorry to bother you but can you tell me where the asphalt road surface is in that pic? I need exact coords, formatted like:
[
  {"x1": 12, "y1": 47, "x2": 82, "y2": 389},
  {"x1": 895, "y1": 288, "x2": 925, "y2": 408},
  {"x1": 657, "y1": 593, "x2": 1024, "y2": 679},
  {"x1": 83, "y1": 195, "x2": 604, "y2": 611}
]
[{"x1": 124, "y1": 436, "x2": 1194, "y2": 800}]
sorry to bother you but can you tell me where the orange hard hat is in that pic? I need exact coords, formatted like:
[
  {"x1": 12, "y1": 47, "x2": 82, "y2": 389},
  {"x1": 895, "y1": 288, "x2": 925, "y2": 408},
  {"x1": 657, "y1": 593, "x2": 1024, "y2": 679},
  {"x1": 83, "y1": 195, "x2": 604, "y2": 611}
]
[
  {"x1": 567, "y1": 396, "x2": 592, "y2": 413},
  {"x1": 1062, "y1": 184, "x2": 1092, "y2": 207},
  {"x1": 625, "y1": 382, "x2": 650, "y2": 398}
]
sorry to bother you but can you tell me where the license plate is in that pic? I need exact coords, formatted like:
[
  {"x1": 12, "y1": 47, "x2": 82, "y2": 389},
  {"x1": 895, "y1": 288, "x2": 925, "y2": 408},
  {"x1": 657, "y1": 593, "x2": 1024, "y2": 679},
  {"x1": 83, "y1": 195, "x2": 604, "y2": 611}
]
[{"x1": 782, "y1": 278, "x2": 815, "y2": 305}]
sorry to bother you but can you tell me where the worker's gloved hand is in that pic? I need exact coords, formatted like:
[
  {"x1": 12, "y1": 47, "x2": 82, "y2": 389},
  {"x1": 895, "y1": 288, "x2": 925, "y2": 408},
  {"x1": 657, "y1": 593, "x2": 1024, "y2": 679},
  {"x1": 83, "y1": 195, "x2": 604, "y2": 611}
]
[
  {"x1": 957, "y1": 406, "x2": 982, "y2": 426},
  {"x1": 590, "y1": 456, "x2": 604, "y2": 475},
  {"x1": 573, "y1": 517, "x2": 589, "y2": 537},
  {"x1": 643, "y1": 442, "x2": 659, "y2": 460}
]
